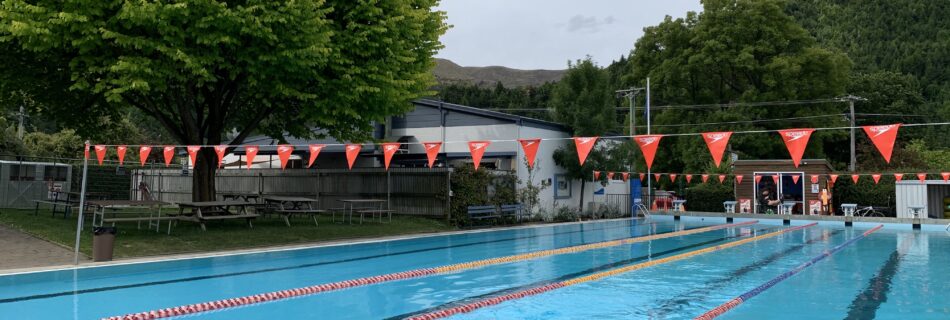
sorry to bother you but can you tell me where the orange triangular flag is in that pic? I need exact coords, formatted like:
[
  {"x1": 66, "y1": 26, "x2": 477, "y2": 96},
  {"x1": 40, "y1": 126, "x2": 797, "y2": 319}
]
[
  {"x1": 573, "y1": 137, "x2": 598, "y2": 166},
  {"x1": 735, "y1": 175, "x2": 743, "y2": 184},
  {"x1": 718, "y1": 174, "x2": 726, "y2": 184},
  {"x1": 917, "y1": 173, "x2": 927, "y2": 183},
  {"x1": 607, "y1": 172, "x2": 615, "y2": 180},
  {"x1": 94, "y1": 145, "x2": 106, "y2": 165},
  {"x1": 593, "y1": 171, "x2": 601, "y2": 180},
  {"x1": 381, "y1": 143, "x2": 400, "y2": 170},
  {"x1": 654, "y1": 173, "x2": 662, "y2": 182},
  {"x1": 116, "y1": 146, "x2": 127, "y2": 166},
  {"x1": 701, "y1": 132, "x2": 732, "y2": 168},
  {"x1": 214, "y1": 145, "x2": 228, "y2": 168},
  {"x1": 893, "y1": 173, "x2": 903, "y2": 182},
  {"x1": 778, "y1": 129, "x2": 815, "y2": 167},
  {"x1": 755, "y1": 175, "x2": 762, "y2": 185},
  {"x1": 851, "y1": 174, "x2": 860, "y2": 184},
  {"x1": 639, "y1": 173, "x2": 646, "y2": 181},
  {"x1": 277, "y1": 145, "x2": 294, "y2": 170},
  {"x1": 468, "y1": 141, "x2": 490, "y2": 170},
  {"x1": 187, "y1": 146, "x2": 201, "y2": 167},
  {"x1": 862, "y1": 124, "x2": 901, "y2": 163},
  {"x1": 84, "y1": 144, "x2": 90, "y2": 160},
  {"x1": 810, "y1": 175, "x2": 819, "y2": 184},
  {"x1": 308, "y1": 144, "x2": 325, "y2": 168},
  {"x1": 792, "y1": 175, "x2": 800, "y2": 184},
  {"x1": 872, "y1": 174, "x2": 881, "y2": 184},
  {"x1": 423, "y1": 142, "x2": 441, "y2": 168},
  {"x1": 772, "y1": 175, "x2": 780, "y2": 185},
  {"x1": 163, "y1": 146, "x2": 175, "y2": 167},
  {"x1": 701, "y1": 174, "x2": 709, "y2": 183},
  {"x1": 622, "y1": 172, "x2": 630, "y2": 181},
  {"x1": 942, "y1": 172, "x2": 950, "y2": 182},
  {"x1": 245, "y1": 146, "x2": 259, "y2": 170},
  {"x1": 518, "y1": 139, "x2": 541, "y2": 168},
  {"x1": 670, "y1": 174, "x2": 678, "y2": 182},
  {"x1": 685, "y1": 174, "x2": 693, "y2": 183},
  {"x1": 139, "y1": 146, "x2": 152, "y2": 166},
  {"x1": 633, "y1": 135, "x2": 663, "y2": 170},
  {"x1": 830, "y1": 174, "x2": 839, "y2": 185},
  {"x1": 344, "y1": 144, "x2": 361, "y2": 170}
]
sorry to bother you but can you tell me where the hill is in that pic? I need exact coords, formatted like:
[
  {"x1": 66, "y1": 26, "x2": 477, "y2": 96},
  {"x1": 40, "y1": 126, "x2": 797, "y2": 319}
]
[{"x1": 433, "y1": 58, "x2": 565, "y2": 87}]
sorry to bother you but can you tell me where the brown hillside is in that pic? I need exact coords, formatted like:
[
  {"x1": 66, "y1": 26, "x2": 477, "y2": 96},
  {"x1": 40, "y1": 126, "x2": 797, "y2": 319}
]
[{"x1": 433, "y1": 58, "x2": 564, "y2": 87}]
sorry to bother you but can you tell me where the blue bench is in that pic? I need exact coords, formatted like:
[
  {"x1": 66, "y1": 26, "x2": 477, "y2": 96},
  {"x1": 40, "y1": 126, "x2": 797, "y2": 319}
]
[
  {"x1": 467, "y1": 204, "x2": 524, "y2": 224},
  {"x1": 500, "y1": 204, "x2": 524, "y2": 222}
]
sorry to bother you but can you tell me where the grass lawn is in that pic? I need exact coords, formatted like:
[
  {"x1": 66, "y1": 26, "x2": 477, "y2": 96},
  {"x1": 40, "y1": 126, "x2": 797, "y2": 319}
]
[{"x1": 0, "y1": 209, "x2": 455, "y2": 259}]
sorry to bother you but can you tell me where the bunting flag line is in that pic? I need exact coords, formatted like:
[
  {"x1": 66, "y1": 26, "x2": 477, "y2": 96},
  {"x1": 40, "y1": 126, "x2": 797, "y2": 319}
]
[
  {"x1": 810, "y1": 175, "x2": 819, "y2": 184},
  {"x1": 893, "y1": 173, "x2": 903, "y2": 182},
  {"x1": 607, "y1": 172, "x2": 615, "y2": 180},
  {"x1": 94, "y1": 145, "x2": 106, "y2": 165},
  {"x1": 718, "y1": 174, "x2": 726, "y2": 184},
  {"x1": 778, "y1": 129, "x2": 815, "y2": 167},
  {"x1": 116, "y1": 146, "x2": 127, "y2": 166},
  {"x1": 245, "y1": 146, "x2": 259, "y2": 170},
  {"x1": 593, "y1": 171, "x2": 601, "y2": 181},
  {"x1": 670, "y1": 174, "x2": 678, "y2": 182},
  {"x1": 772, "y1": 175, "x2": 780, "y2": 185},
  {"x1": 277, "y1": 145, "x2": 294, "y2": 170},
  {"x1": 701, "y1": 132, "x2": 733, "y2": 168},
  {"x1": 381, "y1": 143, "x2": 400, "y2": 170},
  {"x1": 139, "y1": 146, "x2": 152, "y2": 166},
  {"x1": 702, "y1": 174, "x2": 709, "y2": 183},
  {"x1": 872, "y1": 174, "x2": 881, "y2": 184},
  {"x1": 423, "y1": 142, "x2": 442, "y2": 169},
  {"x1": 187, "y1": 146, "x2": 201, "y2": 166},
  {"x1": 214, "y1": 145, "x2": 228, "y2": 168},
  {"x1": 518, "y1": 139, "x2": 541, "y2": 169},
  {"x1": 468, "y1": 141, "x2": 490, "y2": 171},
  {"x1": 917, "y1": 173, "x2": 927, "y2": 183},
  {"x1": 791, "y1": 174, "x2": 800, "y2": 185},
  {"x1": 735, "y1": 175, "x2": 743, "y2": 184},
  {"x1": 830, "y1": 174, "x2": 839, "y2": 185},
  {"x1": 573, "y1": 137, "x2": 598, "y2": 166},
  {"x1": 163, "y1": 146, "x2": 175, "y2": 167},
  {"x1": 862, "y1": 124, "x2": 901, "y2": 163},
  {"x1": 685, "y1": 174, "x2": 693, "y2": 183},
  {"x1": 633, "y1": 135, "x2": 663, "y2": 170},
  {"x1": 622, "y1": 172, "x2": 630, "y2": 181},
  {"x1": 308, "y1": 144, "x2": 325, "y2": 168},
  {"x1": 754, "y1": 175, "x2": 762, "y2": 185},
  {"x1": 851, "y1": 174, "x2": 860, "y2": 184},
  {"x1": 639, "y1": 173, "x2": 646, "y2": 182},
  {"x1": 344, "y1": 144, "x2": 361, "y2": 170}
]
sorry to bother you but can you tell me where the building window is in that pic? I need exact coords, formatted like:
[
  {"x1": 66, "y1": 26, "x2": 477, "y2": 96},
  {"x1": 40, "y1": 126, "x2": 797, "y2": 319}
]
[
  {"x1": 10, "y1": 164, "x2": 36, "y2": 181},
  {"x1": 553, "y1": 174, "x2": 571, "y2": 199},
  {"x1": 44, "y1": 166, "x2": 69, "y2": 182}
]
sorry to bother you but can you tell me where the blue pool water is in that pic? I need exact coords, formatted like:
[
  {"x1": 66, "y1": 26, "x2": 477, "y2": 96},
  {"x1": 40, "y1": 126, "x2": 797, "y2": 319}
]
[{"x1": 0, "y1": 216, "x2": 947, "y2": 319}]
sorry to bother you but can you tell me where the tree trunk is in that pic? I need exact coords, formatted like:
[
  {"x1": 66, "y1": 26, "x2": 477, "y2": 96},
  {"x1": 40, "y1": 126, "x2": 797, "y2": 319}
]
[{"x1": 192, "y1": 148, "x2": 218, "y2": 202}]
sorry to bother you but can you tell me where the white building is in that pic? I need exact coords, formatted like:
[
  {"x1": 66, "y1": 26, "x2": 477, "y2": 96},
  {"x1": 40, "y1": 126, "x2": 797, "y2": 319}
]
[{"x1": 390, "y1": 100, "x2": 592, "y2": 217}]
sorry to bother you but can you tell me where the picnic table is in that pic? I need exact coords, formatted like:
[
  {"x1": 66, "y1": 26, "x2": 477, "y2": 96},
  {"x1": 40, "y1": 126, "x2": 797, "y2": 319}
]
[
  {"x1": 34, "y1": 191, "x2": 109, "y2": 218},
  {"x1": 337, "y1": 199, "x2": 393, "y2": 224},
  {"x1": 220, "y1": 192, "x2": 262, "y2": 203},
  {"x1": 88, "y1": 200, "x2": 173, "y2": 234},
  {"x1": 176, "y1": 200, "x2": 259, "y2": 231},
  {"x1": 263, "y1": 196, "x2": 325, "y2": 227}
]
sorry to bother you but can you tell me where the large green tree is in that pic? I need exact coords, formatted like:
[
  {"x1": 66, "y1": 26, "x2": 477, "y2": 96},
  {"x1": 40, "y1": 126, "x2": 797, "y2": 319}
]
[
  {"x1": 626, "y1": 0, "x2": 852, "y2": 173},
  {"x1": 549, "y1": 58, "x2": 617, "y2": 210},
  {"x1": 0, "y1": 0, "x2": 447, "y2": 200}
]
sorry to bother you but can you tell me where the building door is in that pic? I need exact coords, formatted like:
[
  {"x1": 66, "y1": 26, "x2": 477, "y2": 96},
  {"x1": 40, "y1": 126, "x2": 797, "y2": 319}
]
[{"x1": 754, "y1": 172, "x2": 805, "y2": 214}]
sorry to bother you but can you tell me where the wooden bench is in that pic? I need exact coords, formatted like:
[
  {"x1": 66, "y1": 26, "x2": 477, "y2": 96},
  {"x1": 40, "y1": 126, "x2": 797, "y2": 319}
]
[
  {"x1": 356, "y1": 209, "x2": 396, "y2": 223},
  {"x1": 102, "y1": 216, "x2": 180, "y2": 234}
]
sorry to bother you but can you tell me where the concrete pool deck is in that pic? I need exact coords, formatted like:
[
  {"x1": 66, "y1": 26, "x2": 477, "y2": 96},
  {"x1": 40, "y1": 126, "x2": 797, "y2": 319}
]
[{"x1": 0, "y1": 224, "x2": 89, "y2": 271}]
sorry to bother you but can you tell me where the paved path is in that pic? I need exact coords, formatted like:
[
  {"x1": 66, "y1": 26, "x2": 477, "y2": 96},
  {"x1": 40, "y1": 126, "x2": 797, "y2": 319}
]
[{"x1": 0, "y1": 224, "x2": 86, "y2": 271}]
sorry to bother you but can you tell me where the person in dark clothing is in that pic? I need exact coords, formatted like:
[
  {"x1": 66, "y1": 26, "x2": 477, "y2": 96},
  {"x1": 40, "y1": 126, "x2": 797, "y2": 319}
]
[{"x1": 758, "y1": 189, "x2": 781, "y2": 214}]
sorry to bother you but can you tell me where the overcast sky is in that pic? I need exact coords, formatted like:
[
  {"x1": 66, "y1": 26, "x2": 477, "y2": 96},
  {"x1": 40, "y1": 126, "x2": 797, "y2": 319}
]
[{"x1": 435, "y1": 0, "x2": 703, "y2": 70}]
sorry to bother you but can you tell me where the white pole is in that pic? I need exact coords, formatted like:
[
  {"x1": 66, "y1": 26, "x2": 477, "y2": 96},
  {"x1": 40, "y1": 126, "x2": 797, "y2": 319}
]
[
  {"x1": 73, "y1": 141, "x2": 91, "y2": 265},
  {"x1": 645, "y1": 77, "x2": 652, "y2": 204}
]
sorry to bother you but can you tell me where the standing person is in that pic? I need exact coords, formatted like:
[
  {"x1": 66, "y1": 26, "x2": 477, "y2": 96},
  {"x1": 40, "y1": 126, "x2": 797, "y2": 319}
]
[{"x1": 758, "y1": 188, "x2": 781, "y2": 214}]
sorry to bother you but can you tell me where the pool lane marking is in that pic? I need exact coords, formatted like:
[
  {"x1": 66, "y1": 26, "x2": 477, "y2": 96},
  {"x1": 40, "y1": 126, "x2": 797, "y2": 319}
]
[
  {"x1": 695, "y1": 225, "x2": 884, "y2": 320},
  {"x1": 1, "y1": 219, "x2": 665, "y2": 305},
  {"x1": 649, "y1": 229, "x2": 843, "y2": 318},
  {"x1": 390, "y1": 227, "x2": 778, "y2": 320},
  {"x1": 403, "y1": 223, "x2": 815, "y2": 320},
  {"x1": 843, "y1": 235, "x2": 913, "y2": 320},
  {"x1": 102, "y1": 221, "x2": 756, "y2": 320}
]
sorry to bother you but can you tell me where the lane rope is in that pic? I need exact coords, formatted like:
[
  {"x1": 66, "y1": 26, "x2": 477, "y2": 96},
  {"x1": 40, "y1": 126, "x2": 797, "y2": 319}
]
[
  {"x1": 104, "y1": 220, "x2": 757, "y2": 320},
  {"x1": 694, "y1": 225, "x2": 884, "y2": 320},
  {"x1": 405, "y1": 222, "x2": 816, "y2": 320}
]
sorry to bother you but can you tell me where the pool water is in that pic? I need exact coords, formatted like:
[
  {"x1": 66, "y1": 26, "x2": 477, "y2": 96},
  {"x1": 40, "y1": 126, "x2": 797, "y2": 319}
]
[{"x1": 0, "y1": 216, "x2": 947, "y2": 319}]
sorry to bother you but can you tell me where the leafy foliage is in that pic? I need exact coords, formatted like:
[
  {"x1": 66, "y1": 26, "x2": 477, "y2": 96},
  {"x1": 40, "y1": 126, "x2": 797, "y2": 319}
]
[
  {"x1": 684, "y1": 182, "x2": 735, "y2": 213},
  {"x1": 449, "y1": 165, "x2": 517, "y2": 226},
  {"x1": 436, "y1": 82, "x2": 557, "y2": 121}
]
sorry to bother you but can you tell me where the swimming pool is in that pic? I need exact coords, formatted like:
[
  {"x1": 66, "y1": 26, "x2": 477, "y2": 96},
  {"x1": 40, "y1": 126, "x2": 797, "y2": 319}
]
[{"x1": 0, "y1": 216, "x2": 947, "y2": 319}]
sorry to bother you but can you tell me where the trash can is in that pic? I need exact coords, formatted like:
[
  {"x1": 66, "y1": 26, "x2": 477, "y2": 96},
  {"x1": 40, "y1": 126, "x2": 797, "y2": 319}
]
[{"x1": 92, "y1": 227, "x2": 117, "y2": 262}]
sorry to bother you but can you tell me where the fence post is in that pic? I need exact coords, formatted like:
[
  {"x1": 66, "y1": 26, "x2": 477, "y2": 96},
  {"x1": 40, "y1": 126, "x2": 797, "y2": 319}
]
[{"x1": 445, "y1": 168, "x2": 452, "y2": 222}]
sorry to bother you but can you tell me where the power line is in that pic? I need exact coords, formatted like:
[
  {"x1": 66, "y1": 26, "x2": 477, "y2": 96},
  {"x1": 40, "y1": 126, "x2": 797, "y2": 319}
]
[
  {"x1": 482, "y1": 98, "x2": 845, "y2": 112},
  {"x1": 641, "y1": 114, "x2": 845, "y2": 128}
]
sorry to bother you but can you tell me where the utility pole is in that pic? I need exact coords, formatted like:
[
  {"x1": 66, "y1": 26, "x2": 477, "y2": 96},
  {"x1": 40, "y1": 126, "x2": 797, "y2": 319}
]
[
  {"x1": 615, "y1": 87, "x2": 644, "y2": 136},
  {"x1": 840, "y1": 95, "x2": 866, "y2": 172}
]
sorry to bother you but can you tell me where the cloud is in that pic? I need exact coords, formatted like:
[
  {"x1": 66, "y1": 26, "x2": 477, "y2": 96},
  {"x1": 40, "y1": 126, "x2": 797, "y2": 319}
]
[{"x1": 565, "y1": 14, "x2": 615, "y2": 33}]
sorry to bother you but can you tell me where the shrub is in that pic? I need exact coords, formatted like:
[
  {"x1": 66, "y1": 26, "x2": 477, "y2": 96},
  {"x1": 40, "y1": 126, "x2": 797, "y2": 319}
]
[
  {"x1": 684, "y1": 183, "x2": 734, "y2": 212},
  {"x1": 449, "y1": 165, "x2": 517, "y2": 226}
]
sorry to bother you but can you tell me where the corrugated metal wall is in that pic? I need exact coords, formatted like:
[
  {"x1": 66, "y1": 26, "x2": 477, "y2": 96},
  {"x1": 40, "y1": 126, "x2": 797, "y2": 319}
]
[
  {"x1": 895, "y1": 181, "x2": 950, "y2": 218},
  {"x1": 131, "y1": 168, "x2": 451, "y2": 217}
]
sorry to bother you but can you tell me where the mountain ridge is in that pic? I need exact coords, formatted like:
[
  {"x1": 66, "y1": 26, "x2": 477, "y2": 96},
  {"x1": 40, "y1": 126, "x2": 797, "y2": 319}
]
[{"x1": 433, "y1": 58, "x2": 565, "y2": 87}]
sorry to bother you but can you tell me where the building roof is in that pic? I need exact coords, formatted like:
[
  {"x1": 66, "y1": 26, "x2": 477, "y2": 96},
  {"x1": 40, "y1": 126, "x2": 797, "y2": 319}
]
[{"x1": 413, "y1": 99, "x2": 571, "y2": 133}]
